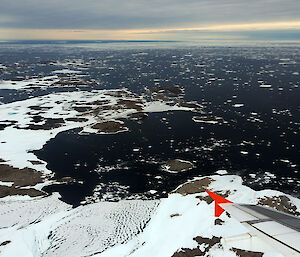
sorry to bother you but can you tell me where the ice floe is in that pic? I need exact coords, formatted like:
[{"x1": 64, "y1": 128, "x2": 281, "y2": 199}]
[
  {"x1": 232, "y1": 103, "x2": 244, "y2": 108},
  {"x1": 52, "y1": 69, "x2": 82, "y2": 74},
  {"x1": 259, "y1": 84, "x2": 272, "y2": 88}
]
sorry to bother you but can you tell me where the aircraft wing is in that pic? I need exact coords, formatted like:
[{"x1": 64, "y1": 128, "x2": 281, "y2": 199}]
[{"x1": 206, "y1": 191, "x2": 300, "y2": 257}]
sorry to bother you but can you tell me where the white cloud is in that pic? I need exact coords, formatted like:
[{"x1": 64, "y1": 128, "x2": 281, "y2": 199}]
[{"x1": 0, "y1": 0, "x2": 299, "y2": 30}]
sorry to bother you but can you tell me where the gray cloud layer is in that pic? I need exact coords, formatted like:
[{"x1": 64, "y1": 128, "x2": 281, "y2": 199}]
[{"x1": 0, "y1": 0, "x2": 300, "y2": 30}]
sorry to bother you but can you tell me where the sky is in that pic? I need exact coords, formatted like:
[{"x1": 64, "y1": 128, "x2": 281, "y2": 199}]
[{"x1": 0, "y1": 0, "x2": 300, "y2": 41}]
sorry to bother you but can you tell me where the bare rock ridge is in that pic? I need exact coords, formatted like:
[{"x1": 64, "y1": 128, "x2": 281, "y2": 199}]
[{"x1": 0, "y1": 164, "x2": 45, "y2": 197}]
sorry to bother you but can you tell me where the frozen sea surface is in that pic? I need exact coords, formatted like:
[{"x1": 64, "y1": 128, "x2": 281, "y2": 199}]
[{"x1": 0, "y1": 42, "x2": 299, "y2": 204}]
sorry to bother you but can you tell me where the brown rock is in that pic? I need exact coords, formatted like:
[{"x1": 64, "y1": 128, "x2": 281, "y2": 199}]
[
  {"x1": 65, "y1": 117, "x2": 88, "y2": 122},
  {"x1": 28, "y1": 106, "x2": 51, "y2": 111},
  {"x1": 91, "y1": 121, "x2": 127, "y2": 134},
  {"x1": 0, "y1": 241, "x2": 11, "y2": 246},
  {"x1": 174, "y1": 177, "x2": 213, "y2": 195},
  {"x1": 258, "y1": 195, "x2": 300, "y2": 216},
  {"x1": 0, "y1": 185, "x2": 45, "y2": 198},
  {"x1": 151, "y1": 85, "x2": 184, "y2": 96},
  {"x1": 18, "y1": 118, "x2": 65, "y2": 130},
  {"x1": 118, "y1": 99, "x2": 143, "y2": 111},
  {"x1": 29, "y1": 160, "x2": 43, "y2": 165},
  {"x1": 164, "y1": 159, "x2": 194, "y2": 173},
  {"x1": 172, "y1": 236, "x2": 221, "y2": 257},
  {"x1": 231, "y1": 248, "x2": 263, "y2": 257},
  {"x1": 129, "y1": 112, "x2": 148, "y2": 121},
  {"x1": 214, "y1": 218, "x2": 224, "y2": 226},
  {"x1": 170, "y1": 213, "x2": 181, "y2": 218},
  {"x1": 73, "y1": 106, "x2": 91, "y2": 113},
  {"x1": 0, "y1": 164, "x2": 43, "y2": 187}
]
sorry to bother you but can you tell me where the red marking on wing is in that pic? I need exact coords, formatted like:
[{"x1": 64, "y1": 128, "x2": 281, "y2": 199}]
[{"x1": 206, "y1": 190, "x2": 233, "y2": 217}]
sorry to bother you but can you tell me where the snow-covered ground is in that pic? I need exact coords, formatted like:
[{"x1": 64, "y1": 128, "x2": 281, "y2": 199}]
[
  {"x1": 0, "y1": 175, "x2": 299, "y2": 257},
  {"x1": 0, "y1": 193, "x2": 158, "y2": 257},
  {"x1": 0, "y1": 76, "x2": 60, "y2": 90},
  {"x1": 97, "y1": 175, "x2": 300, "y2": 257},
  {"x1": 0, "y1": 88, "x2": 193, "y2": 173}
]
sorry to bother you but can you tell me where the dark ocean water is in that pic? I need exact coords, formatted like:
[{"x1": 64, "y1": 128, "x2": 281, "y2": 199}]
[{"x1": 0, "y1": 42, "x2": 299, "y2": 206}]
